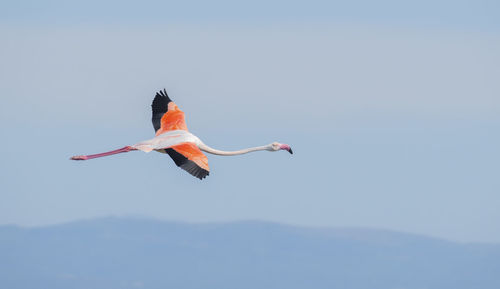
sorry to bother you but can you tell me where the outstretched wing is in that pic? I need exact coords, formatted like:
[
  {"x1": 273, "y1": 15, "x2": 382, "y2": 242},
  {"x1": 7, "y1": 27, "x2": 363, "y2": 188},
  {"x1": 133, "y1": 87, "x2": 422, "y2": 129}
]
[
  {"x1": 166, "y1": 143, "x2": 210, "y2": 180},
  {"x1": 151, "y1": 89, "x2": 188, "y2": 136},
  {"x1": 152, "y1": 90, "x2": 208, "y2": 179}
]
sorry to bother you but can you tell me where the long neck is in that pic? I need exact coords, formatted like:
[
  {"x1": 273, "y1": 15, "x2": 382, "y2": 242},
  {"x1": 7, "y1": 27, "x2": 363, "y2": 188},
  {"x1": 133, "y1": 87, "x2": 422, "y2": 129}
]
[{"x1": 198, "y1": 143, "x2": 270, "y2": 156}]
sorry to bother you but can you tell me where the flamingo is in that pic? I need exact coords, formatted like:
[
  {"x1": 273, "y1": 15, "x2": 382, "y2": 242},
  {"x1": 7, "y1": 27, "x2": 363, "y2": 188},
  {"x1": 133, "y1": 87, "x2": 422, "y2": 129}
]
[{"x1": 71, "y1": 89, "x2": 293, "y2": 179}]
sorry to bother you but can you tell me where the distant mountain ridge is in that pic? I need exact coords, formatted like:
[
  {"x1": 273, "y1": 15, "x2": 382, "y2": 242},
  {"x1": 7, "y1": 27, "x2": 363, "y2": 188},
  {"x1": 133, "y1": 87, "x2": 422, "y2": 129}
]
[{"x1": 1, "y1": 217, "x2": 499, "y2": 289}]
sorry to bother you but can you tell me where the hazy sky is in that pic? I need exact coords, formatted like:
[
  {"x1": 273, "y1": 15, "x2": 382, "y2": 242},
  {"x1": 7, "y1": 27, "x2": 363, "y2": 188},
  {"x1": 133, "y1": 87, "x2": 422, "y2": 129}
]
[{"x1": 0, "y1": 0, "x2": 499, "y2": 242}]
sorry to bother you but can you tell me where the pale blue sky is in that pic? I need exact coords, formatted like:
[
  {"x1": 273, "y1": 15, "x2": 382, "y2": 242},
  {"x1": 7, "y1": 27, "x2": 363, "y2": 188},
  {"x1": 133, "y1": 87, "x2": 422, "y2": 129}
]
[{"x1": 0, "y1": 0, "x2": 499, "y2": 242}]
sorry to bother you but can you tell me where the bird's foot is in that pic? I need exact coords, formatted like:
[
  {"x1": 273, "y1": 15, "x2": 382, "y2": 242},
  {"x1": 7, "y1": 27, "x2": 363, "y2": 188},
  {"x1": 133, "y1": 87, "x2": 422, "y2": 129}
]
[{"x1": 70, "y1": 155, "x2": 88, "y2": 160}]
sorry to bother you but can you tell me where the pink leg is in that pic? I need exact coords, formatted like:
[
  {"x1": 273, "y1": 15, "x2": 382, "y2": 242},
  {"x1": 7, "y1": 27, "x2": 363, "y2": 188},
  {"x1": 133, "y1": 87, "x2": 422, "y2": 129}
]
[{"x1": 70, "y1": 146, "x2": 137, "y2": 160}]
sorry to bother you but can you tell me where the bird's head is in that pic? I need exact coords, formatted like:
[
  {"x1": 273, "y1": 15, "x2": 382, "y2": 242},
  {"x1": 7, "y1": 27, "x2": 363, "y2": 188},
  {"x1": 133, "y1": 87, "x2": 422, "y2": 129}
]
[{"x1": 269, "y1": 142, "x2": 293, "y2": 154}]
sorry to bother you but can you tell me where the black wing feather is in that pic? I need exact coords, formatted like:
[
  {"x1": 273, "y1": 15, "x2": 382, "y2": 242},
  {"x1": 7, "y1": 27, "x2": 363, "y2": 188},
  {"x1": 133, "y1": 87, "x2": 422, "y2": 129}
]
[
  {"x1": 151, "y1": 89, "x2": 172, "y2": 132},
  {"x1": 165, "y1": 148, "x2": 210, "y2": 180}
]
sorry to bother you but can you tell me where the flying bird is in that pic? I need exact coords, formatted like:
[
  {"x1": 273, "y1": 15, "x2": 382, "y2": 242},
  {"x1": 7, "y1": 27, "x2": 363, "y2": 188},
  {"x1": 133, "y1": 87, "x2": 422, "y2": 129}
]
[{"x1": 71, "y1": 89, "x2": 293, "y2": 179}]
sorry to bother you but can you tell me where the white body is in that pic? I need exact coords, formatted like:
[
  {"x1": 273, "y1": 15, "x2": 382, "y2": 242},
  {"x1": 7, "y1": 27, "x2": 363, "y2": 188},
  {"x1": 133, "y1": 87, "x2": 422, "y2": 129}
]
[{"x1": 132, "y1": 130, "x2": 202, "y2": 152}]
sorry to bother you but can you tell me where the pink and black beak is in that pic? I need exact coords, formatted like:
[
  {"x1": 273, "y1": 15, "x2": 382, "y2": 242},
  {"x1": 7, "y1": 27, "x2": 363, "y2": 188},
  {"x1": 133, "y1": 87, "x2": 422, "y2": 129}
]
[{"x1": 280, "y1": 144, "x2": 293, "y2": 154}]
